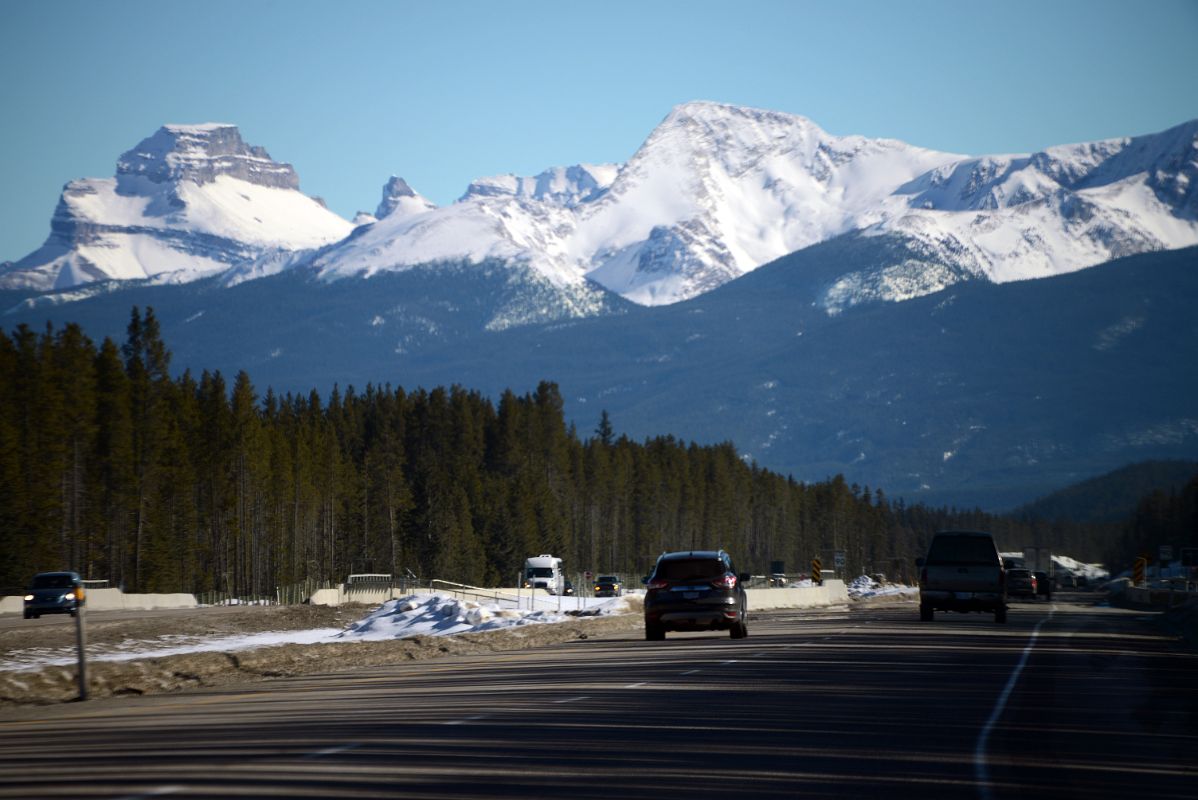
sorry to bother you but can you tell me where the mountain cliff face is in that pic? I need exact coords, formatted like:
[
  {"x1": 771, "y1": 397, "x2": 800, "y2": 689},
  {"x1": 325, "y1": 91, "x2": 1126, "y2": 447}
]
[{"x1": 0, "y1": 124, "x2": 352, "y2": 291}]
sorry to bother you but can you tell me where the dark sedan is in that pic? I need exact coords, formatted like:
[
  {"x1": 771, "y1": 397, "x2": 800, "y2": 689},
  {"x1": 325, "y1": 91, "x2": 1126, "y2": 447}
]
[{"x1": 24, "y1": 571, "x2": 84, "y2": 619}]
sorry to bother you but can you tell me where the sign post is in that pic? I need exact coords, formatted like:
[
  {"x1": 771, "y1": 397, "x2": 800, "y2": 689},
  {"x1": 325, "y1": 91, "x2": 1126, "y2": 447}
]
[
  {"x1": 74, "y1": 585, "x2": 88, "y2": 701},
  {"x1": 812, "y1": 558, "x2": 822, "y2": 586}
]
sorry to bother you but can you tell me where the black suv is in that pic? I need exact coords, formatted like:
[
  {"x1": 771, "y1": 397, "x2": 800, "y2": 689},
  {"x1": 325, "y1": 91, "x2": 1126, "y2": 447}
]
[{"x1": 643, "y1": 550, "x2": 749, "y2": 640}]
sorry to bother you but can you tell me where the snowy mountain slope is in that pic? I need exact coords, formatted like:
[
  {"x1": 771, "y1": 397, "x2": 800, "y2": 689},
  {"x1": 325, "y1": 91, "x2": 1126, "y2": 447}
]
[
  {"x1": 0, "y1": 125, "x2": 353, "y2": 291},
  {"x1": 4, "y1": 105, "x2": 1197, "y2": 315},
  {"x1": 312, "y1": 102, "x2": 962, "y2": 304},
  {"x1": 308, "y1": 102, "x2": 1198, "y2": 308},
  {"x1": 821, "y1": 118, "x2": 1198, "y2": 311}
]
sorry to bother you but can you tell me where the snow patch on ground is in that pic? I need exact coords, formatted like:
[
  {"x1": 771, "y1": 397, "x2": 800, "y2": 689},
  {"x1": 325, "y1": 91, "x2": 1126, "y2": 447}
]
[
  {"x1": 0, "y1": 593, "x2": 635, "y2": 673},
  {"x1": 338, "y1": 593, "x2": 632, "y2": 640},
  {"x1": 846, "y1": 575, "x2": 919, "y2": 600}
]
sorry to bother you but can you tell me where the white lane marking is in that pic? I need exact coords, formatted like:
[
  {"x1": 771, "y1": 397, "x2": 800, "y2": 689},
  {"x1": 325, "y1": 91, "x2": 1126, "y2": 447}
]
[
  {"x1": 974, "y1": 610, "x2": 1053, "y2": 800},
  {"x1": 626, "y1": 681, "x2": 647, "y2": 688},
  {"x1": 444, "y1": 714, "x2": 489, "y2": 725},
  {"x1": 681, "y1": 669, "x2": 701, "y2": 676},
  {"x1": 721, "y1": 659, "x2": 738, "y2": 666},
  {"x1": 303, "y1": 743, "x2": 360, "y2": 759},
  {"x1": 552, "y1": 695, "x2": 590, "y2": 704}
]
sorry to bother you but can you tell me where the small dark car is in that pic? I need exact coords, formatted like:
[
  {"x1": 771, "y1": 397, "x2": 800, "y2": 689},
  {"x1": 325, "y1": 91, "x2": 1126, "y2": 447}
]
[
  {"x1": 1007, "y1": 568, "x2": 1038, "y2": 599},
  {"x1": 24, "y1": 571, "x2": 84, "y2": 619},
  {"x1": 563, "y1": 580, "x2": 575, "y2": 596},
  {"x1": 594, "y1": 575, "x2": 622, "y2": 597},
  {"x1": 643, "y1": 550, "x2": 749, "y2": 640}
]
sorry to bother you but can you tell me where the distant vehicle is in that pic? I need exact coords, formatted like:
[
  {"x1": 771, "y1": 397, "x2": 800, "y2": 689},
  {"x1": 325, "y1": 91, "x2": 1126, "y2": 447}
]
[
  {"x1": 1007, "y1": 568, "x2": 1038, "y2": 599},
  {"x1": 523, "y1": 555, "x2": 564, "y2": 595},
  {"x1": 1033, "y1": 570, "x2": 1052, "y2": 600},
  {"x1": 563, "y1": 580, "x2": 575, "y2": 596},
  {"x1": 643, "y1": 550, "x2": 749, "y2": 640},
  {"x1": 24, "y1": 571, "x2": 84, "y2": 620},
  {"x1": 1023, "y1": 546, "x2": 1053, "y2": 583},
  {"x1": 594, "y1": 575, "x2": 622, "y2": 597},
  {"x1": 918, "y1": 531, "x2": 1007, "y2": 623}
]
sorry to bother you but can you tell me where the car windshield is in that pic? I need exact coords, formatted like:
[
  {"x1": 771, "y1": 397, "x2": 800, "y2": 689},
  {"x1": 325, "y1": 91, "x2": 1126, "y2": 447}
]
[
  {"x1": 30, "y1": 574, "x2": 75, "y2": 589},
  {"x1": 527, "y1": 567, "x2": 555, "y2": 577},
  {"x1": 926, "y1": 535, "x2": 998, "y2": 566},
  {"x1": 598, "y1": 576, "x2": 617, "y2": 582},
  {"x1": 1009, "y1": 569, "x2": 1032, "y2": 579},
  {"x1": 656, "y1": 559, "x2": 725, "y2": 581}
]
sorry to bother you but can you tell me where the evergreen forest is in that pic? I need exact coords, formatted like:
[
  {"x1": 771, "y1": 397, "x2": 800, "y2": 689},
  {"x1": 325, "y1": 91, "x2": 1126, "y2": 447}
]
[{"x1": 0, "y1": 308, "x2": 1172, "y2": 597}]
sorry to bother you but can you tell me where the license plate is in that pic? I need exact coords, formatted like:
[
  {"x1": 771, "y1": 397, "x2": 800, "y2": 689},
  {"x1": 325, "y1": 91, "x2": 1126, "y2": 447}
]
[{"x1": 684, "y1": 591, "x2": 700, "y2": 599}]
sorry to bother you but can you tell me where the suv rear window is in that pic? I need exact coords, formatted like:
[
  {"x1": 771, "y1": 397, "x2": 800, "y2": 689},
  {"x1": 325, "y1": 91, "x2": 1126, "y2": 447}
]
[
  {"x1": 926, "y1": 535, "x2": 999, "y2": 566},
  {"x1": 30, "y1": 574, "x2": 76, "y2": 589},
  {"x1": 655, "y1": 559, "x2": 726, "y2": 581}
]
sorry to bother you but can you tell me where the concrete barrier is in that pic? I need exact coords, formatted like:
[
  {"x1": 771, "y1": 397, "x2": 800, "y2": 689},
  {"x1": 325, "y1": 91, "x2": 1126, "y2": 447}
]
[
  {"x1": 308, "y1": 581, "x2": 851, "y2": 611},
  {"x1": 0, "y1": 588, "x2": 197, "y2": 615},
  {"x1": 747, "y1": 580, "x2": 848, "y2": 610}
]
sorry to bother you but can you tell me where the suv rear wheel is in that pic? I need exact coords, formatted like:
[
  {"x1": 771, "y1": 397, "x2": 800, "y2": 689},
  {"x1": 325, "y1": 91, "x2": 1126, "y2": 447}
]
[
  {"x1": 995, "y1": 606, "x2": 1007, "y2": 624},
  {"x1": 645, "y1": 622, "x2": 665, "y2": 641},
  {"x1": 920, "y1": 603, "x2": 933, "y2": 622},
  {"x1": 729, "y1": 616, "x2": 748, "y2": 639}
]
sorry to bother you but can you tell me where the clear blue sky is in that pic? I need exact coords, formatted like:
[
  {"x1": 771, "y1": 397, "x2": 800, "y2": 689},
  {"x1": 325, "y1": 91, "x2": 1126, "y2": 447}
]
[{"x1": 2, "y1": 0, "x2": 1195, "y2": 262}]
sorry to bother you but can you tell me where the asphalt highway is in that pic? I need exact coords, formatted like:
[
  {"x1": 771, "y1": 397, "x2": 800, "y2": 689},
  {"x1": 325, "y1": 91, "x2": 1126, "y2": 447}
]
[{"x1": 1, "y1": 599, "x2": 1194, "y2": 799}]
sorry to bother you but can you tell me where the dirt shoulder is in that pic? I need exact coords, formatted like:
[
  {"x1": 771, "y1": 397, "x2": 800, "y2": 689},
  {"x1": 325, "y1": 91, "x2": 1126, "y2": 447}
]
[{"x1": 0, "y1": 604, "x2": 642, "y2": 709}]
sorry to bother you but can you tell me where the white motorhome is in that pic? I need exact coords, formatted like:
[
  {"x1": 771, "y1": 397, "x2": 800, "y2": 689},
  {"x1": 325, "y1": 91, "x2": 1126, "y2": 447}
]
[{"x1": 523, "y1": 554, "x2": 564, "y2": 595}]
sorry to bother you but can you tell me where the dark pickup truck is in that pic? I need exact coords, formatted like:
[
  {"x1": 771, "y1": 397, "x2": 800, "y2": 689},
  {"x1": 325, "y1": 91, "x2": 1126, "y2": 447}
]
[{"x1": 918, "y1": 531, "x2": 1007, "y2": 623}]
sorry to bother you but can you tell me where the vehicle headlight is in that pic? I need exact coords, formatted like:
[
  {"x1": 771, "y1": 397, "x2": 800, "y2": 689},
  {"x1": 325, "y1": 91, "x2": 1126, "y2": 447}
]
[{"x1": 24, "y1": 594, "x2": 33, "y2": 601}]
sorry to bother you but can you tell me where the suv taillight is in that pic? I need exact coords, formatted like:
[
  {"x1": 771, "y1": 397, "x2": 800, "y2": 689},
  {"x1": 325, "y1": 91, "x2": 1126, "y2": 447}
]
[
  {"x1": 711, "y1": 574, "x2": 737, "y2": 590},
  {"x1": 646, "y1": 578, "x2": 670, "y2": 590}
]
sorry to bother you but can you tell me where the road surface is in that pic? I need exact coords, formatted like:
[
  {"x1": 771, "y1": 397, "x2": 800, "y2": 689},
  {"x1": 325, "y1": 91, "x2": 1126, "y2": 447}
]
[{"x1": 1, "y1": 599, "x2": 1194, "y2": 798}]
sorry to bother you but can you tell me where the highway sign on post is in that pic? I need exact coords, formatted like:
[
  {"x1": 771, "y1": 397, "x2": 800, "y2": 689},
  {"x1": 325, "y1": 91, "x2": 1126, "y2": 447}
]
[
  {"x1": 1159, "y1": 545, "x2": 1173, "y2": 564},
  {"x1": 834, "y1": 551, "x2": 846, "y2": 571}
]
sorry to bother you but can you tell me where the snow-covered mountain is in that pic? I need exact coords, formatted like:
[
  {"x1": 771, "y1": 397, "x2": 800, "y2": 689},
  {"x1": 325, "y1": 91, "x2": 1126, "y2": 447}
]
[
  {"x1": 0, "y1": 124, "x2": 353, "y2": 291},
  {"x1": 287, "y1": 102, "x2": 1198, "y2": 307},
  {"x1": 4, "y1": 104, "x2": 1197, "y2": 312}
]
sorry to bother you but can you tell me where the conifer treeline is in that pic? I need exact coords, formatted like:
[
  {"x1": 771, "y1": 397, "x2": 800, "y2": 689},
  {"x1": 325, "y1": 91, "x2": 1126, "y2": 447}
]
[{"x1": 2, "y1": 309, "x2": 1091, "y2": 594}]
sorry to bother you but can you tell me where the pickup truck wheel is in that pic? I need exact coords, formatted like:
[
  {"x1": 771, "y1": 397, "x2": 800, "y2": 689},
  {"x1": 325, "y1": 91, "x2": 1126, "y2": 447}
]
[
  {"x1": 730, "y1": 618, "x2": 748, "y2": 639},
  {"x1": 645, "y1": 622, "x2": 665, "y2": 641},
  {"x1": 995, "y1": 607, "x2": 1008, "y2": 624},
  {"x1": 919, "y1": 603, "x2": 933, "y2": 621}
]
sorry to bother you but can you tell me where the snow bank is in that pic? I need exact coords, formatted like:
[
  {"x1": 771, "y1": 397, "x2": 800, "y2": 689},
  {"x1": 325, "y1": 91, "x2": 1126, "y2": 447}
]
[
  {"x1": 846, "y1": 575, "x2": 919, "y2": 600},
  {"x1": 337, "y1": 593, "x2": 633, "y2": 640}
]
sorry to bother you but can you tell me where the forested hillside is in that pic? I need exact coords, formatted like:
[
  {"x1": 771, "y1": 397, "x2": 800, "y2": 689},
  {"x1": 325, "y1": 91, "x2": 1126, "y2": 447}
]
[{"x1": 1, "y1": 308, "x2": 1115, "y2": 596}]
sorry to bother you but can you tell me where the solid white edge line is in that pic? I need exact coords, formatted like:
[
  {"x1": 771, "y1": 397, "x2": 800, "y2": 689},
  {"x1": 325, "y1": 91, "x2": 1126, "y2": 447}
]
[{"x1": 974, "y1": 607, "x2": 1055, "y2": 800}]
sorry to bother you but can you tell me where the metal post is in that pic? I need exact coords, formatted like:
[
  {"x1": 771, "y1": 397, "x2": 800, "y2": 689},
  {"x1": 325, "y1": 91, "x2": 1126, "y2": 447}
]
[{"x1": 74, "y1": 597, "x2": 88, "y2": 701}]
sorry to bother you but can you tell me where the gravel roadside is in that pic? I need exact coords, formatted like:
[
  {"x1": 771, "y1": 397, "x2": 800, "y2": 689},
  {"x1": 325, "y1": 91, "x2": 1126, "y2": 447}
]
[{"x1": 0, "y1": 603, "x2": 643, "y2": 708}]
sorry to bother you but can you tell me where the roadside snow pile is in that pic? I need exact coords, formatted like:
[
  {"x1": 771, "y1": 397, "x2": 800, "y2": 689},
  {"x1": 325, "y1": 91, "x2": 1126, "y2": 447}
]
[
  {"x1": 1053, "y1": 555, "x2": 1109, "y2": 582},
  {"x1": 337, "y1": 593, "x2": 634, "y2": 641},
  {"x1": 847, "y1": 575, "x2": 918, "y2": 600}
]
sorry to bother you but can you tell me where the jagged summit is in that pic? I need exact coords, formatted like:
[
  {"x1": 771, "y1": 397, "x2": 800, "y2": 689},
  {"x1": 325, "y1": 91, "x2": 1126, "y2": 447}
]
[
  {"x1": 0, "y1": 124, "x2": 351, "y2": 291},
  {"x1": 116, "y1": 124, "x2": 300, "y2": 190},
  {"x1": 375, "y1": 176, "x2": 436, "y2": 219}
]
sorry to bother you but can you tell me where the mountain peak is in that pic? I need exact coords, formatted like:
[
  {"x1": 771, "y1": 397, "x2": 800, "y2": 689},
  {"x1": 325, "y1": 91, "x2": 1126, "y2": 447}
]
[
  {"x1": 376, "y1": 176, "x2": 436, "y2": 219},
  {"x1": 116, "y1": 124, "x2": 300, "y2": 190}
]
